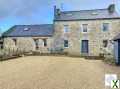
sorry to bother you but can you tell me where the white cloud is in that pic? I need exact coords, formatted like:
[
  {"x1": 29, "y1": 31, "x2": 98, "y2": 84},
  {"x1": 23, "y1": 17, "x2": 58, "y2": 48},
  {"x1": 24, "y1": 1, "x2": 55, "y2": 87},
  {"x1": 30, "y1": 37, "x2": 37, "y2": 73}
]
[
  {"x1": 0, "y1": 0, "x2": 117, "y2": 19},
  {"x1": 0, "y1": 0, "x2": 53, "y2": 19}
]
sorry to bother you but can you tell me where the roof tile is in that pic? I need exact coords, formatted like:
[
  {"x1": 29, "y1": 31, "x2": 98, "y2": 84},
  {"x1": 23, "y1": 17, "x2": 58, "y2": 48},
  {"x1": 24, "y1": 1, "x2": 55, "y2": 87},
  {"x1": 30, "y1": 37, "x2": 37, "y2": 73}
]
[
  {"x1": 3, "y1": 24, "x2": 54, "y2": 37},
  {"x1": 54, "y1": 9, "x2": 120, "y2": 21}
]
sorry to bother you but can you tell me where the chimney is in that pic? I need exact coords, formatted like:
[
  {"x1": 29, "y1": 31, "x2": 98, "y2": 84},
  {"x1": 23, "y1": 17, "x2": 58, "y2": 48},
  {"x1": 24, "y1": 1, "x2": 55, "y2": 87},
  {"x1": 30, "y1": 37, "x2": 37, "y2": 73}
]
[
  {"x1": 54, "y1": 5, "x2": 61, "y2": 17},
  {"x1": 54, "y1": 5, "x2": 57, "y2": 17},
  {"x1": 56, "y1": 8, "x2": 61, "y2": 15},
  {"x1": 108, "y1": 4, "x2": 115, "y2": 13}
]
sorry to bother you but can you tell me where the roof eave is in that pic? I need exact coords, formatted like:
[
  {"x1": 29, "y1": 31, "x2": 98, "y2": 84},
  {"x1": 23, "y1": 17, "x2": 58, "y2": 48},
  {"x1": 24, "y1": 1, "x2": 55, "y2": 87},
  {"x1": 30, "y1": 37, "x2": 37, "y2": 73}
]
[
  {"x1": 2, "y1": 35, "x2": 53, "y2": 38},
  {"x1": 54, "y1": 17, "x2": 120, "y2": 21}
]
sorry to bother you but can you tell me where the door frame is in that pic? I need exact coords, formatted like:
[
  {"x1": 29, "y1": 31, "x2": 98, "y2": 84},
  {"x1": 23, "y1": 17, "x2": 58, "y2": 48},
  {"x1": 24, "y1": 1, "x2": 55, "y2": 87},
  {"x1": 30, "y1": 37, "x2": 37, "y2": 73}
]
[{"x1": 81, "y1": 40, "x2": 89, "y2": 54}]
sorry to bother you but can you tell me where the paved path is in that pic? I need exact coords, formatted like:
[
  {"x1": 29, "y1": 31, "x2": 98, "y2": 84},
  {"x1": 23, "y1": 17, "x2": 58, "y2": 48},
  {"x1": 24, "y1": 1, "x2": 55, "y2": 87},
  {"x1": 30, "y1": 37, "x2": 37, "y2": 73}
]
[{"x1": 0, "y1": 56, "x2": 120, "y2": 89}]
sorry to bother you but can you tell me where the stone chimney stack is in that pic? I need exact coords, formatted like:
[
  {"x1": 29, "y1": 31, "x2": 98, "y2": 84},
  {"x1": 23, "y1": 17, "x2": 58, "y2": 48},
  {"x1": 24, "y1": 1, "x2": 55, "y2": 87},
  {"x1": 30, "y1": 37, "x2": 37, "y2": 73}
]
[
  {"x1": 108, "y1": 4, "x2": 115, "y2": 13},
  {"x1": 54, "y1": 5, "x2": 57, "y2": 17},
  {"x1": 54, "y1": 5, "x2": 61, "y2": 17}
]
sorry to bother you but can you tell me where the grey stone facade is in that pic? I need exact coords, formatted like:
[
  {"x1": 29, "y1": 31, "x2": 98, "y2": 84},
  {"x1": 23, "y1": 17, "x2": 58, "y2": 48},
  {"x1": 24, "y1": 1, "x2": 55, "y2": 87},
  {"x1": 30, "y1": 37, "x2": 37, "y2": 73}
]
[
  {"x1": 53, "y1": 20, "x2": 120, "y2": 56},
  {"x1": 2, "y1": 4, "x2": 120, "y2": 56}
]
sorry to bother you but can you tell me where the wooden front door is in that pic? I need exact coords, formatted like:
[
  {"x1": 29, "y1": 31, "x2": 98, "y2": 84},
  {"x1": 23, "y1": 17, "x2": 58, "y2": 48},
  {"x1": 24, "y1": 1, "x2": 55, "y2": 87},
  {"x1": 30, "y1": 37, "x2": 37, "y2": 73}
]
[{"x1": 81, "y1": 40, "x2": 89, "y2": 53}]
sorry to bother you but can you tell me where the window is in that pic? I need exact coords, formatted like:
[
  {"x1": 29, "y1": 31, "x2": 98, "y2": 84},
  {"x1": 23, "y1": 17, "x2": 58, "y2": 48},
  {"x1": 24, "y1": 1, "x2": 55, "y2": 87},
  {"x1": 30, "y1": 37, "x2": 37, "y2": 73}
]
[
  {"x1": 82, "y1": 24, "x2": 88, "y2": 32},
  {"x1": 34, "y1": 39, "x2": 39, "y2": 50},
  {"x1": 24, "y1": 27, "x2": 30, "y2": 31},
  {"x1": 64, "y1": 40, "x2": 69, "y2": 48},
  {"x1": 103, "y1": 40, "x2": 108, "y2": 47},
  {"x1": 103, "y1": 23, "x2": 109, "y2": 31},
  {"x1": 64, "y1": 25, "x2": 69, "y2": 33},
  {"x1": 43, "y1": 39, "x2": 47, "y2": 47},
  {"x1": 13, "y1": 39, "x2": 17, "y2": 45},
  {"x1": 91, "y1": 12, "x2": 98, "y2": 15}
]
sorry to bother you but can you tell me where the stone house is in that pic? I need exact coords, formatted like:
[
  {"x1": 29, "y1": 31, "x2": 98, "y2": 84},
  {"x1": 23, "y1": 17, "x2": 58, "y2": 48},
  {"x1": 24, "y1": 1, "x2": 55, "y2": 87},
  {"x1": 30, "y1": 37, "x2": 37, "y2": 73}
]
[
  {"x1": 2, "y1": 4, "x2": 120, "y2": 56},
  {"x1": 53, "y1": 4, "x2": 120, "y2": 56},
  {"x1": 2, "y1": 24, "x2": 54, "y2": 53}
]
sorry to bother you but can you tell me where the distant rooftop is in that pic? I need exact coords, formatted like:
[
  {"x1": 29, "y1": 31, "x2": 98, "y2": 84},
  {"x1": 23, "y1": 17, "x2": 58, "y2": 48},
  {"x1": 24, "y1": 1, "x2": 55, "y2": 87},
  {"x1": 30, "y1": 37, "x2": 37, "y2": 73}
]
[{"x1": 2, "y1": 24, "x2": 54, "y2": 37}]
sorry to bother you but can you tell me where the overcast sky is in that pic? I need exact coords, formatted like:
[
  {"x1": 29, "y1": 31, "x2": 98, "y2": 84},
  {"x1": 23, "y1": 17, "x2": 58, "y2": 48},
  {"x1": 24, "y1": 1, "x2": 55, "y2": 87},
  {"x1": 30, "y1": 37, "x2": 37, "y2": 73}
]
[{"x1": 0, "y1": 0, "x2": 120, "y2": 32}]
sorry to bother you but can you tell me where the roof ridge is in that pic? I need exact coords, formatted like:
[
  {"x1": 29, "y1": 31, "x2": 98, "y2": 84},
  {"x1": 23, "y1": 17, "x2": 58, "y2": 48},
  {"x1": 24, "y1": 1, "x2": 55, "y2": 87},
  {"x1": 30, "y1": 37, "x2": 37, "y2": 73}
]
[
  {"x1": 61, "y1": 8, "x2": 107, "y2": 13},
  {"x1": 14, "y1": 24, "x2": 53, "y2": 26}
]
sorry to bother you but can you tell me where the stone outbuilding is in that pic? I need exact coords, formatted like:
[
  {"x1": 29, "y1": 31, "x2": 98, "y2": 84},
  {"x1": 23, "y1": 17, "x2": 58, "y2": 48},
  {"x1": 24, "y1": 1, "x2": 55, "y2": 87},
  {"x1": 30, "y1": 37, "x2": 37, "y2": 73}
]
[{"x1": 2, "y1": 24, "x2": 54, "y2": 53}]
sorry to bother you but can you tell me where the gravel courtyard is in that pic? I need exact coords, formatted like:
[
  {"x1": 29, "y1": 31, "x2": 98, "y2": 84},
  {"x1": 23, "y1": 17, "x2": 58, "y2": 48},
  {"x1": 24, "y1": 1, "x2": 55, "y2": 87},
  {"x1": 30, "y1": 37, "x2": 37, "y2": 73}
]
[{"x1": 0, "y1": 56, "x2": 120, "y2": 89}]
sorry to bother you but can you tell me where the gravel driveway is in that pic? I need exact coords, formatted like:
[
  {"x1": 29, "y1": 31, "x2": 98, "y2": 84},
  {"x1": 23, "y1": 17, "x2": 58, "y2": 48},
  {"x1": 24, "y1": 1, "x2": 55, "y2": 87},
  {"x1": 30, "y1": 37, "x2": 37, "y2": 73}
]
[{"x1": 0, "y1": 56, "x2": 120, "y2": 89}]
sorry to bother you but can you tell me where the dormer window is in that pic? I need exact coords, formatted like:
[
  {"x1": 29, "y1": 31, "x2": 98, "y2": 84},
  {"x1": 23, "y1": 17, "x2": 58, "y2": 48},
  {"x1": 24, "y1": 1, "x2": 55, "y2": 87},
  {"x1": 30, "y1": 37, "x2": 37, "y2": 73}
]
[
  {"x1": 24, "y1": 27, "x2": 29, "y2": 31},
  {"x1": 91, "y1": 12, "x2": 98, "y2": 15}
]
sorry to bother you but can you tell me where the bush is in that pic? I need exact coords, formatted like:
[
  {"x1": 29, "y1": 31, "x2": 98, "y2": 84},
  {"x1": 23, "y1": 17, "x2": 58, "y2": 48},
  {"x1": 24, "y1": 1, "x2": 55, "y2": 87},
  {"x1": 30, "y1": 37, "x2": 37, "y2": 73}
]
[
  {"x1": 100, "y1": 45, "x2": 115, "y2": 65},
  {"x1": 103, "y1": 48, "x2": 115, "y2": 65},
  {"x1": 103, "y1": 55, "x2": 115, "y2": 65},
  {"x1": 49, "y1": 47, "x2": 64, "y2": 54}
]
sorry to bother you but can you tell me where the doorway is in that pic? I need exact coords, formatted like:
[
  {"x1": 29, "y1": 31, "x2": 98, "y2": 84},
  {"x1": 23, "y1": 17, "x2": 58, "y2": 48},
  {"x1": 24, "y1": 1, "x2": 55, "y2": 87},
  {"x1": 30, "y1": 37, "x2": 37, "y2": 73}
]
[{"x1": 81, "y1": 40, "x2": 89, "y2": 54}]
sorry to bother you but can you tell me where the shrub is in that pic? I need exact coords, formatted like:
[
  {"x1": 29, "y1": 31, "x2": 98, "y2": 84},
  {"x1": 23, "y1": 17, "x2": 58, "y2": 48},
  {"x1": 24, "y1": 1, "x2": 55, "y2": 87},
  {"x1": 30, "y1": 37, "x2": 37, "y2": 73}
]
[
  {"x1": 49, "y1": 47, "x2": 64, "y2": 54},
  {"x1": 104, "y1": 54, "x2": 115, "y2": 65},
  {"x1": 101, "y1": 46, "x2": 115, "y2": 65}
]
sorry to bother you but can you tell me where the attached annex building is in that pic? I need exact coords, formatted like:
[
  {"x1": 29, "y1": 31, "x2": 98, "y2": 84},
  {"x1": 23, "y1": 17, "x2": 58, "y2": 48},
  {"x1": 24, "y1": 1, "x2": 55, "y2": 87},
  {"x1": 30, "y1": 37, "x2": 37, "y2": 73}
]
[{"x1": 2, "y1": 4, "x2": 120, "y2": 56}]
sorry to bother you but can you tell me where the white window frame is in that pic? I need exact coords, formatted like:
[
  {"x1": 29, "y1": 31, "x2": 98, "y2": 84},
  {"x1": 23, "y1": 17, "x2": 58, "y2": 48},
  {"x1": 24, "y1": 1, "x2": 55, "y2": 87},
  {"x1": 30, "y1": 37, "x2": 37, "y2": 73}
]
[
  {"x1": 64, "y1": 25, "x2": 69, "y2": 33},
  {"x1": 81, "y1": 24, "x2": 88, "y2": 33}
]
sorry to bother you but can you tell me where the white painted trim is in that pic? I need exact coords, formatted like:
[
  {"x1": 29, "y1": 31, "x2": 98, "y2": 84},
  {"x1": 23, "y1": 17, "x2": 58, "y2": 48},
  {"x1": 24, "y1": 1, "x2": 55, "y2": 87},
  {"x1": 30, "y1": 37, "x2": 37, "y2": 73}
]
[
  {"x1": 64, "y1": 46, "x2": 69, "y2": 48},
  {"x1": 63, "y1": 25, "x2": 69, "y2": 33},
  {"x1": 81, "y1": 24, "x2": 89, "y2": 33}
]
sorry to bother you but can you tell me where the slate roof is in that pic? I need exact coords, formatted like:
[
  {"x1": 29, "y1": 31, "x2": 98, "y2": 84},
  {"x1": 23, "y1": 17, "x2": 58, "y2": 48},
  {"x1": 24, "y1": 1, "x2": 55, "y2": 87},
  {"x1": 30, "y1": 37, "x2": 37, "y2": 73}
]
[
  {"x1": 54, "y1": 9, "x2": 120, "y2": 21},
  {"x1": 3, "y1": 24, "x2": 54, "y2": 37}
]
